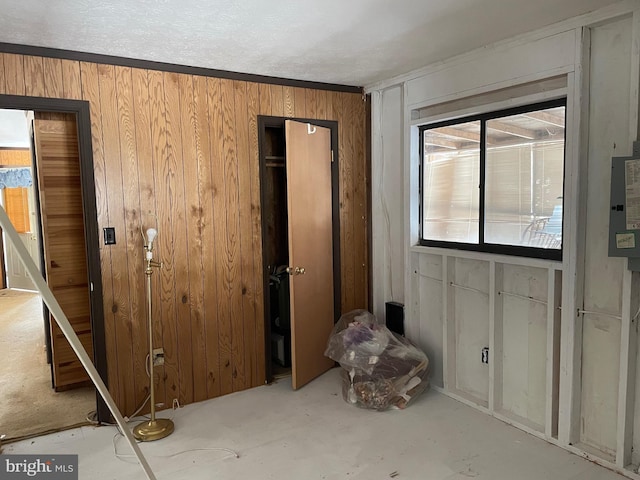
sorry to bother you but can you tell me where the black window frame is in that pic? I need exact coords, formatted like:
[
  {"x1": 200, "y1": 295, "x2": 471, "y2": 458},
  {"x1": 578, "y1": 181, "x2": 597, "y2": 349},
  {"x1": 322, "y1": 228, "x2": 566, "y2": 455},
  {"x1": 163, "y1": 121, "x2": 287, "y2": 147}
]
[{"x1": 418, "y1": 98, "x2": 566, "y2": 261}]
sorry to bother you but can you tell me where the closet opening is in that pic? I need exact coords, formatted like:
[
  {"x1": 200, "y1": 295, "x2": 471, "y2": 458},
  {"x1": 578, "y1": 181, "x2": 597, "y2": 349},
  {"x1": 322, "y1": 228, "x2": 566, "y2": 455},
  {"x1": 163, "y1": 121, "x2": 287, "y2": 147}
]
[{"x1": 258, "y1": 116, "x2": 341, "y2": 388}]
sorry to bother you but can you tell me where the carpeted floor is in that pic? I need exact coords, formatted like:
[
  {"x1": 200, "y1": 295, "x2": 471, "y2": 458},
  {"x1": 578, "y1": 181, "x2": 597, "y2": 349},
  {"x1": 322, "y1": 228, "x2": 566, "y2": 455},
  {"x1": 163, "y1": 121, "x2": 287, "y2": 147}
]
[{"x1": 0, "y1": 289, "x2": 96, "y2": 441}]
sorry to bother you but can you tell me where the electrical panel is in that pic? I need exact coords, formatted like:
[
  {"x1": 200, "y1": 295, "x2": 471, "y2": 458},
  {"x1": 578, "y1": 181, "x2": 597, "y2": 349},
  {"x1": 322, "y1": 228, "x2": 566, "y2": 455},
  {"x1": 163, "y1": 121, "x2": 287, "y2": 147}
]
[{"x1": 609, "y1": 141, "x2": 640, "y2": 270}]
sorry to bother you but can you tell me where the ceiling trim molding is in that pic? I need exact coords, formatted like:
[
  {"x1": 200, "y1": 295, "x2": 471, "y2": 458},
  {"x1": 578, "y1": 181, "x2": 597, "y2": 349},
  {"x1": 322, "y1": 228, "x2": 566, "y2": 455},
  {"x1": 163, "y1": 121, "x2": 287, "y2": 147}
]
[{"x1": 0, "y1": 42, "x2": 363, "y2": 94}]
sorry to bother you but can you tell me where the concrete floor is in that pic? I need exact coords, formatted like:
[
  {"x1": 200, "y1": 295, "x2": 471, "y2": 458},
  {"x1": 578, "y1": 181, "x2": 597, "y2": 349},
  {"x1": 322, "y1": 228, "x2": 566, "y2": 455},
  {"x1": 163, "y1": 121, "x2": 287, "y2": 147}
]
[{"x1": 5, "y1": 368, "x2": 623, "y2": 480}]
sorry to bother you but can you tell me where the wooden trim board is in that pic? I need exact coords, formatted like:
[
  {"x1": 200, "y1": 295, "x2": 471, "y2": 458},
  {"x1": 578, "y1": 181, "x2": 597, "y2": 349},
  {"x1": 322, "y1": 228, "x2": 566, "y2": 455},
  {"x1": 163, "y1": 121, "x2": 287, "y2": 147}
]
[{"x1": 0, "y1": 42, "x2": 363, "y2": 94}]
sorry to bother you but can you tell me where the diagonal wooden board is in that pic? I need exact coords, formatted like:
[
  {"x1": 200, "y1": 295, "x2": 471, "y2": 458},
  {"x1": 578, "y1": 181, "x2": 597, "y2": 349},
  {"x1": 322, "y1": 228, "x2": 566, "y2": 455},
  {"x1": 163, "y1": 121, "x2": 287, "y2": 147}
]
[{"x1": 0, "y1": 205, "x2": 157, "y2": 480}]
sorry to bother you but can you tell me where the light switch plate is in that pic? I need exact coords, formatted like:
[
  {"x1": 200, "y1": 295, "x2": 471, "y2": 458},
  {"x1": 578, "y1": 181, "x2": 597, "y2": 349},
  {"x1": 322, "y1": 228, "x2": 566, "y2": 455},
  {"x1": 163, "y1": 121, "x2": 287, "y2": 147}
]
[{"x1": 103, "y1": 227, "x2": 116, "y2": 245}]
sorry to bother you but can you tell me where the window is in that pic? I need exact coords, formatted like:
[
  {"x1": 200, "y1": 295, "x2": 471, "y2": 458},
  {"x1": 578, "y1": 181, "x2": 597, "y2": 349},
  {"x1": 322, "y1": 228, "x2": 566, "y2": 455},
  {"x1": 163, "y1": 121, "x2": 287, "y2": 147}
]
[{"x1": 419, "y1": 99, "x2": 565, "y2": 260}]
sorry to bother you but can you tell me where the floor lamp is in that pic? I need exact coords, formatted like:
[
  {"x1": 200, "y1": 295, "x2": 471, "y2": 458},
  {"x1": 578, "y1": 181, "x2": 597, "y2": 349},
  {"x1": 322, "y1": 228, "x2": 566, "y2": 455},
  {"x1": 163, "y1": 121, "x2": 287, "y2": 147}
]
[
  {"x1": 0, "y1": 206, "x2": 157, "y2": 479},
  {"x1": 133, "y1": 228, "x2": 175, "y2": 441}
]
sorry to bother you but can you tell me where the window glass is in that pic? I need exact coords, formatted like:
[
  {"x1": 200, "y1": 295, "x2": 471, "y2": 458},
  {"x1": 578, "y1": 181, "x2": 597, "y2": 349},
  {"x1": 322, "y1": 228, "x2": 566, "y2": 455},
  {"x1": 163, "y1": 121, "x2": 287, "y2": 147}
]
[
  {"x1": 422, "y1": 121, "x2": 480, "y2": 243},
  {"x1": 419, "y1": 101, "x2": 565, "y2": 259},
  {"x1": 485, "y1": 107, "x2": 564, "y2": 249}
]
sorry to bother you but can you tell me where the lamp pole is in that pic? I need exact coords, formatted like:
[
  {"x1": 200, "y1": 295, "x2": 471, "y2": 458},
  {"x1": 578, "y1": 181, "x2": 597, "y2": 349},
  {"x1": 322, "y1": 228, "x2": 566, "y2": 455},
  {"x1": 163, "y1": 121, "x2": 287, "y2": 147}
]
[{"x1": 133, "y1": 229, "x2": 174, "y2": 441}]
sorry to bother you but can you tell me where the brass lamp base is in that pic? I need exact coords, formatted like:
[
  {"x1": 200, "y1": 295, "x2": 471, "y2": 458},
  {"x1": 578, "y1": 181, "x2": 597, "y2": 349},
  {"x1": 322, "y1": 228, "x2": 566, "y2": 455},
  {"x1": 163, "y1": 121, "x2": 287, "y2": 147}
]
[{"x1": 132, "y1": 418, "x2": 174, "y2": 442}]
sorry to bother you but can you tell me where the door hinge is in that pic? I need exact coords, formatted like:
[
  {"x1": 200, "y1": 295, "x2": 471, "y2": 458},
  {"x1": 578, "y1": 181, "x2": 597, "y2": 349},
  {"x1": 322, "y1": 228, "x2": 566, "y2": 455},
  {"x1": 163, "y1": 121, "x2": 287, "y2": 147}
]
[
  {"x1": 90, "y1": 282, "x2": 94, "y2": 292},
  {"x1": 331, "y1": 150, "x2": 334, "y2": 163}
]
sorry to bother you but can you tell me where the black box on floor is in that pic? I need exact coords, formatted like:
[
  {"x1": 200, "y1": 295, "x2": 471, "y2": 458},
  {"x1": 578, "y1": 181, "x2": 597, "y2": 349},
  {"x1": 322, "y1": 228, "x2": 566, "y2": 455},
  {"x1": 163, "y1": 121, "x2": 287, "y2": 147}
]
[
  {"x1": 385, "y1": 301, "x2": 405, "y2": 336},
  {"x1": 271, "y1": 330, "x2": 291, "y2": 367}
]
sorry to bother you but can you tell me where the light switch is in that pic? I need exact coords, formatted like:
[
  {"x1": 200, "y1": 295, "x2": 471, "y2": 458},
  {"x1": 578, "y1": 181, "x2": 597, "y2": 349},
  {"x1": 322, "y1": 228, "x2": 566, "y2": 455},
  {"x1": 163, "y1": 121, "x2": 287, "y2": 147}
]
[{"x1": 103, "y1": 227, "x2": 116, "y2": 245}]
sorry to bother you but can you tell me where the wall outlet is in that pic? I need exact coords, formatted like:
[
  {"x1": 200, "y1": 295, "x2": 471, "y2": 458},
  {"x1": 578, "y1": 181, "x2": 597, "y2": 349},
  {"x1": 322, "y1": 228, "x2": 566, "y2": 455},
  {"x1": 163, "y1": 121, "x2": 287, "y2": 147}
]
[
  {"x1": 481, "y1": 347, "x2": 489, "y2": 364},
  {"x1": 152, "y1": 348, "x2": 165, "y2": 366}
]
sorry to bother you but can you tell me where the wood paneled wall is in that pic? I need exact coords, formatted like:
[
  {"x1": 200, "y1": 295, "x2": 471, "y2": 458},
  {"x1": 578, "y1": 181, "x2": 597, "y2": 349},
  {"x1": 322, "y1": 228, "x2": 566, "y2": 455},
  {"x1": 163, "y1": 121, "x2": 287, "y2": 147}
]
[
  {"x1": 0, "y1": 52, "x2": 368, "y2": 414},
  {"x1": 0, "y1": 148, "x2": 30, "y2": 166}
]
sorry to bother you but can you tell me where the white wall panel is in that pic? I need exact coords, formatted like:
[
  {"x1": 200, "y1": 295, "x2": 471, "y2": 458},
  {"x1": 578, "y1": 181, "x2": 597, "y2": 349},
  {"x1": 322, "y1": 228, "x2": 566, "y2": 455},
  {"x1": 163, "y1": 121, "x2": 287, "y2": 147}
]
[
  {"x1": 418, "y1": 253, "x2": 443, "y2": 388},
  {"x1": 371, "y1": 86, "x2": 405, "y2": 320},
  {"x1": 500, "y1": 265, "x2": 548, "y2": 429},
  {"x1": 453, "y1": 258, "x2": 490, "y2": 403},
  {"x1": 631, "y1": 271, "x2": 640, "y2": 466},
  {"x1": 406, "y1": 30, "x2": 576, "y2": 108},
  {"x1": 581, "y1": 315, "x2": 622, "y2": 457},
  {"x1": 583, "y1": 16, "x2": 631, "y2": 316},
  {"x1": 580, "y1": 15, "x2": 633, "y2": 457}
]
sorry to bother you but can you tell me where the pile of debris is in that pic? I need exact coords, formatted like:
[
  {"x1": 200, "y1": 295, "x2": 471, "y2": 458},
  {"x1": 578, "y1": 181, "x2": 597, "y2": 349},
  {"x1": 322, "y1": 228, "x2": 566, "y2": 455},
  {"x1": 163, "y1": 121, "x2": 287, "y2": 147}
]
[{"x1": 325, "y1": 310, "x2": 430, "y2": 411}]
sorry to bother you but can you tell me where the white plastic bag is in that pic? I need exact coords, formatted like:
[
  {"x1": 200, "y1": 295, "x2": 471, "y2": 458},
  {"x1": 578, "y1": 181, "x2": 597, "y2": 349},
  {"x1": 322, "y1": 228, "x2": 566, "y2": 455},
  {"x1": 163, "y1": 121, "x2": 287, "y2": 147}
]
[{"x1": 325, "y1": 310, "x2": 430, "y2": 410}]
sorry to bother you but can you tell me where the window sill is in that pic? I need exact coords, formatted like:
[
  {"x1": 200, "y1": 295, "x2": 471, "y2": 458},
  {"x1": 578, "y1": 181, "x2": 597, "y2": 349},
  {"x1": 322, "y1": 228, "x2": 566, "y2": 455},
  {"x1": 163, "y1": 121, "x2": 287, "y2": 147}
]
[{"x1": 410, "y1": 244, "x2": 563, "y2": 269}]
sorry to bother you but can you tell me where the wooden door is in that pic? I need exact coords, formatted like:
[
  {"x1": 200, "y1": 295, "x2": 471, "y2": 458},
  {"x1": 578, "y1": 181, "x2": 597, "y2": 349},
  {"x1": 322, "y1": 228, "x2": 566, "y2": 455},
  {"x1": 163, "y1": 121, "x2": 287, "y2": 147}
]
[
  {"x1": 34, "y1": 113, "x2": 93, "y2": 389},
  {"x1": 4, "y1": 185, "x2": 39, "y2": 290},
  {"x1": 285, "y1": 120, "x2": 335, "y2": 389},
  {"x1": 6, "y1": 232, "x2": 38, "y2": 290}
]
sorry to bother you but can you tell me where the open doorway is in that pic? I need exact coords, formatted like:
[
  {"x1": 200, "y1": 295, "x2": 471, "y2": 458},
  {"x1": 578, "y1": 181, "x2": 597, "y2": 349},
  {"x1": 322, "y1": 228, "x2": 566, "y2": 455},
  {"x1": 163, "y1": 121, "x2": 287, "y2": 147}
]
[
  {"x1": 0, "y1": 113, "x2": 39, "y2": 292},
  {"x1": 0, "y1": 108, "x2": 96, "y2": 441}
]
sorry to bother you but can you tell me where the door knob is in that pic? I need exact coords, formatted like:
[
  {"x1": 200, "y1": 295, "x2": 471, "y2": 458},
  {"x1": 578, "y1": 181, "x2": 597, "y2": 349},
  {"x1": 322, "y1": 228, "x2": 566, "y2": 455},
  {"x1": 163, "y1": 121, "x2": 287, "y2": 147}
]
[{"x1": 286, "y1": 266, "x2": 306, "y2": 275}]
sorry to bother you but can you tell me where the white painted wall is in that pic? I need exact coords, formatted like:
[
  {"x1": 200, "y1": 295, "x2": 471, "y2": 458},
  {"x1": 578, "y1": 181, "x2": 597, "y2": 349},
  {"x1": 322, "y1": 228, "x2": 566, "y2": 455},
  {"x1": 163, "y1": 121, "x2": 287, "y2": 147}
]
[
  {"x1": 417, "y1": 253, "x2": 443, "y2": 387},
  {"x1": 0, "y1": 109, "x2": 30, "y2": 148},
  {"x1": 580, "y1": 14, "x2": 633, "y2": 458},
  {"x1": 367, "y1": 1, "x2": 640, "y2": 476},
  {"x1": 404, "y1": 29, "x2": 576, "y2": 109},
  {"x1": 500, "y1": 264, "x2": 548, "y2": 429},
  {"x1": 452, "y1": 258, "x2": 490, "y2": 405},
  {"x1": 370, "y1": 87, "x2": 405, "y2": 321}
]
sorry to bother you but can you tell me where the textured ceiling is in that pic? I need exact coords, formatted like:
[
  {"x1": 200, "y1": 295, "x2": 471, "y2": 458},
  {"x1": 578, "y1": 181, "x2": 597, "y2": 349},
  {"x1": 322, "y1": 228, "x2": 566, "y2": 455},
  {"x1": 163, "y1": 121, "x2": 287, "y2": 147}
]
[{"x1": 0, "y1": 0, "x2": 623, "y2": 87}]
